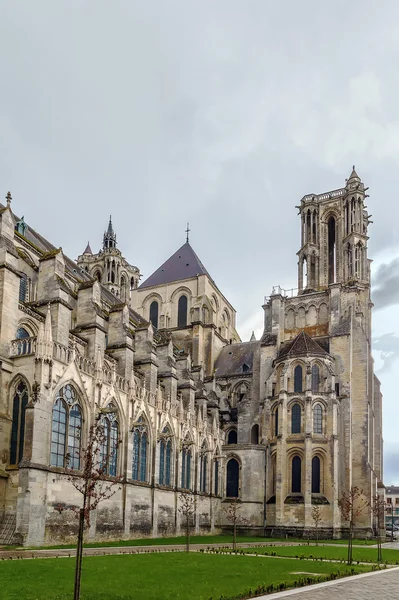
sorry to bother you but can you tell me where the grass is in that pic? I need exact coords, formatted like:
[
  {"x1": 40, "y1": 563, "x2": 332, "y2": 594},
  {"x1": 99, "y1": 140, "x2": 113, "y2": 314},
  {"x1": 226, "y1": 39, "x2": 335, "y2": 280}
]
[
  {"x1": 0, "y1": 552, "x2": 374, "y2": 600},
  {"x1": 239, "y1": 544, "x2": 399, "y2": 564}
]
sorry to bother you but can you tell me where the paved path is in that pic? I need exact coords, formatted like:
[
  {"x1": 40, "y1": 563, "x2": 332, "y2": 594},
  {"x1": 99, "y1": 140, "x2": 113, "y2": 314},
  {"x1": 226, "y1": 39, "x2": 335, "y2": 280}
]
[{"x1": 255, "y1": 567, "x2": 399, "y2": 599}]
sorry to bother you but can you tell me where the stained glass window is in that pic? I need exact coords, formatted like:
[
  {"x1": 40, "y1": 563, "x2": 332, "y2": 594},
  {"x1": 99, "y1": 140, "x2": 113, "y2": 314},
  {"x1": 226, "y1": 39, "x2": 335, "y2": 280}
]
[
  {"x1": 313, "y1": 404, "x2": 323, "y2": 434},
  {"x1": 9, "y1": 381, "x2": 29, "y2": 465},
  {"x1": 226, "y1": 458, "x2": 239, "y2": 497},
  {"x1": 291, "y1": 403, "x2": 301, "y2": 434},
  {"x1": 312, "y1": 456, "x2": 321, "y2": 493},
  {"x1": 177, "y1": 295, "x2": 188, "y2": 327},
  {"x1": 294, "y1": 365, "x2": 303, "y2": 393},
  {"x1": 292, "y1": 456, "x2": 301, "y2": 493}
]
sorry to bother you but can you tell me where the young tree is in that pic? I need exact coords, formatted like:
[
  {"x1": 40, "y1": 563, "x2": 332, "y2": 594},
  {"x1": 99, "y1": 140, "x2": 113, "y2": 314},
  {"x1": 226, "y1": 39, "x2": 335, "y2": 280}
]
[
  {"x1": 338, "y1": 486, "x2": 368, "y2": 564},
  {"x1": 57, "y1": 414, "x2": 121, "y2": 600},
  {"x1": 371, "y1": 494, "x2": 386, "y2": 563},
  {"x1": 178, "y1": 492, "x2": 195, "y2": 552},
  {"x1": 224, "y1": 498, "x2": 248, "y2": 551},
  {"x1": 311, "y1": 505, "x2": 322, "y2": 546}
]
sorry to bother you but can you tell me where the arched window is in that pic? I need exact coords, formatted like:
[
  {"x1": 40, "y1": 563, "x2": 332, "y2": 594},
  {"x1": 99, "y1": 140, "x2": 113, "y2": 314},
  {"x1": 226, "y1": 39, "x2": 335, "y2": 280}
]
[
  {"x1": 294, "y1": 365, "x2": 303, "y2": 393},
  {"x1": 177, "y1": 295, "x2": 188, "y2": 327},
  {"x1": 274, "y1": 408, "x2": 279, "y2": 437},
  {"x1": 292, "y1": 456, "x2": 301, "y2": 493},
  {"x1": 312, "y1": 456, "x2": 321, "y2": 493},
  {"x1": 9, "y1": 381, "x2": 29, "y2": 465},
  {"x1": 50, "y1": 384, "x2": 82, "y2": 469},
  {"x1": 226, "y1": 458, "x2": 239, "y2": 497},
  {"x1": 181, "y1": 442, "x2": 191, "y2": 490},
  {"x1": 311, "y1": 365, "x2": 320, "y2": 393},
  {"x1": 313, "y1": 404, "x2": 323, "y2": 434},
  {"x1": 214, "y1": 458, "x2": 219, "y2": 496},
  {"x1": 99, "y1": 407, "x2": 119, "y2": 476},
  {"x1": 227, "y1": 429, "x2": 237, "y2": 444},
  {"x1": 159, "y1": 427, "x2": 172, "y2": 486},
  {"x1": 120, "y1": 276, "x2": 127, "y2": 302},
  {"x1": 328, "y1": 216, "x2": 336, "y2": 284},
  {"x1": 291, "y1": 403, "x2": 301, "y2": 434},
  {"x1": 149, "y1": 301, "x2": 159, "y2": 329},
  {"x1": 16, "y1": 327, "x2": 32, "y2": 355},
  {"x1": 132, "y1": 417, "x2": 148, "y2": 482},
  {"x1": 130, "y1": 277, "x2": 135, "y2": 291},
  {"x1": 19, "y1": 273, "x2": 28, "y2": 302},
  {"x1": 200, "y1": 442, "x2": 207, "y2": 492},
  {"x1": 251, "y1": 424, "x2": 259, "y2": 445}
]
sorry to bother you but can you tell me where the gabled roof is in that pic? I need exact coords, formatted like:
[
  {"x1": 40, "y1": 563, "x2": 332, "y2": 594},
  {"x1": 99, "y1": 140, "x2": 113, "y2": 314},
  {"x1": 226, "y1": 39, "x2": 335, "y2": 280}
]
[
  {"x1": 139, "y1": 242, "x2": 212, "y2": 289},
  {"x1": 278, "y1": 331, "x2": 328, "y2": 360}
]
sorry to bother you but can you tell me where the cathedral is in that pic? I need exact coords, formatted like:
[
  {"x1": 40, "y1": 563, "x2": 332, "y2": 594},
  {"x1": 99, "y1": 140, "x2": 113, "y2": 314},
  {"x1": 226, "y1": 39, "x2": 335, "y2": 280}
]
[{"x1": 0, "y1": 169, "x2": 384, "y2": 546}]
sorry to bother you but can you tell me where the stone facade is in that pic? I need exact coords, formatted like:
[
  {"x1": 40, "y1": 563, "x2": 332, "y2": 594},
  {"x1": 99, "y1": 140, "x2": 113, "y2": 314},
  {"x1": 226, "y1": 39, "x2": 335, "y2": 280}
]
[{"x1": 0, "y1": 170, "x2": 384, "y2": 546}]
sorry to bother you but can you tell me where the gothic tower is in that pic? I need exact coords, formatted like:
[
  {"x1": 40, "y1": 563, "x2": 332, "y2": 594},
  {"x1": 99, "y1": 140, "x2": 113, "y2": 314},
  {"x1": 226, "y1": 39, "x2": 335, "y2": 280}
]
[{"x1": 297, "y1": 167, "x2": 371, "y2": 294}]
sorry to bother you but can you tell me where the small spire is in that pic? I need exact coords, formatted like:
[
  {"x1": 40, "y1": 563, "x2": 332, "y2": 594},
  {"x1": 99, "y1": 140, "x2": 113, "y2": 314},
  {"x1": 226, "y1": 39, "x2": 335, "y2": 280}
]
[
  {"x1": 107, "y1": 215, "x2": 114, "y2": 236},
  {"x1": 103, "y1": 215, "x2": 117, "y2": 250},
  {"x1": 348, "y1": 165, "x2": 360, "y2": 182},
  {"x1": 5, "y1": 191, "x2": 12, "y2": 208},
  {"x1": 83, "y1": 241, "x2": 92, "y2": 255},
  {"x1": 250, "y1": 331, "x2": 256, "y2": 342},
  {"x1": 185, "y1": 222, "x2": 191, "y2": 243}
]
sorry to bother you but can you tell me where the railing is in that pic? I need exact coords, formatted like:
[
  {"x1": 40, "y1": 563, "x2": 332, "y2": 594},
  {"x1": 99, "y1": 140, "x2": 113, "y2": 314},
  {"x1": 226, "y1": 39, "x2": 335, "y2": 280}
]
[
  {"x1": 301, "y1": 188, "x2": 345, "y2": 203},
  {"x1": 10, "y1": 336, "x2": 37, "y2": 357},
  {"x1": 53, "y1": 342, "x2": 73, "y2": 364},
  {"x1": 264, "y1": 286, "x2": 299, "y2": 302}
]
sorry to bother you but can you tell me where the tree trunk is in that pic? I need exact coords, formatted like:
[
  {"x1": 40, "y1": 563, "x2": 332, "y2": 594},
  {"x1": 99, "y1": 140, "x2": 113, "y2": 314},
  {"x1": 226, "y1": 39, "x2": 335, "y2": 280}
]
[
  {"x1": 74, "y1": 508, "x2": 85, "y2": 600},
  {"x1": 347, "y1": 522, "x2": 353, "y2": 565},
  {"x1": 233, "y1": 519, "x2": 237, "y2": 552},
  {"x1": 186, "y1": 515, "x2": 190, "y2": 553},
  {"x1": 316, "y1": 524, "x2": 318, "y2": 546}
]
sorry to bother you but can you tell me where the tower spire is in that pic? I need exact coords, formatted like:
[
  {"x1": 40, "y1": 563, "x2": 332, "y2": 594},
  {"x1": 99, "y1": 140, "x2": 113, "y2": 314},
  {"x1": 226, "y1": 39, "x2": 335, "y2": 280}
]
[{"x1": 103, "y1": 215, "x2": 117, "y2": 250}]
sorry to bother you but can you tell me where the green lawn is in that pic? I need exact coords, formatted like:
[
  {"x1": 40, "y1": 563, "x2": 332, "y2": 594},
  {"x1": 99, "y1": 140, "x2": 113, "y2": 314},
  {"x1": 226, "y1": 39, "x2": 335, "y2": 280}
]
[
  {"x1": 1, "y1": 553, "x2": 373, "y2": 600},
  {"x1": 240, "y1": 544, "x2": 399, "y2": 564}
]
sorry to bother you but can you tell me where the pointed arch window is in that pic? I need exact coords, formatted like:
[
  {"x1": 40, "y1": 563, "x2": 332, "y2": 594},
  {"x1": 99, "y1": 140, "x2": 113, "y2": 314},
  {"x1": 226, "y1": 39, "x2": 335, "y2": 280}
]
[
  {"x1": 294, "y1": 365, "x2": 303, "y2": 393},
  {"x1": 226, "y1": 458, "x2": 239, "y2": 497},
  {"x1": 227, "y1": 429, "x2": 237, "y2": 444},
  {"x1": 132, "y1": 417, "x2": 148, "y2": 482},
  {"x1": 19, "y1": 273, "x2": 28, "y2": 302},
  {"x1": 50, "y1": 384, "x2": 82, "y2": 469},
  {"x1": 311, "y1": 365, "x2": 320, "y2": 393},
  {"x1": 312, "y1": 456, "x2": 321, "y2": 493},
  {"x1": 251, "y1": 424, "x2": 259, "y2": 444},
  {"x1": 292, "y1": 456, "x2": 301, "y2": 493},
  {"x1": 200, "y1": 443, "x2": 207, "y2": 492},
  {"x1": 99, "y1": 406, "x2": 119, "y2": 476},
  {"x1": 149, "y1": 301, "x2": 159, "y2": 329},
  {"x1": 177, "y1": 295, "x2": 188, "y2": 327},
  {"x1": 214, "y1": 458, "x2": 219, "y2": 495},
  {"x1": 274, "y1": 408, "x2": 279, "y2": 437},
  {"x1": 16, "y1": 327, "x2": 32, "y2": 355},
  {"x1": 313, "y1": 404, "x2": 323, "y2": 434},
  {"x1": 9, "y1": 381, "x2": 29, "y2": 466},
  {"x1": 291, "y1": 403, "x2": 301, "y2": 434},
  {"x1": 159, "y1": 427, "x2": 172, "y2": 486},
  {"x1": 181, "y1": 442, "x2": 191, "y2": 490}
]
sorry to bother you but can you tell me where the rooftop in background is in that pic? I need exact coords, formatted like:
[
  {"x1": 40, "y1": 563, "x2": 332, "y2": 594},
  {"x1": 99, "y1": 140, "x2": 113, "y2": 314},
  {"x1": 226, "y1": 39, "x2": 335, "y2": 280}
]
[
  {"x1": 139, "y1": 241, "x2": 213, "y2": 289},
  {"x1": 214, "y1": 341, "x2": 258, "y2": 378},
  {"x1": 386, "y1": 486, "x2": 399, "y2": 495}
]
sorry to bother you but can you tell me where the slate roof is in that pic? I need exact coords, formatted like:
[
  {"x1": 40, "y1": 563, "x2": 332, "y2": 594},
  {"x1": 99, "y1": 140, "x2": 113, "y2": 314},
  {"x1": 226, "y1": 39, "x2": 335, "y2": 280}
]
[
  {"x1": 139, "y1": 242, "x2": 212, "y2": 289},
  {"x1": 214, "y1": 341, "x2": 258, "y2": 377},
  {"x1": 278, "y1": 331, "x2": 328, "y2": 360},
  {"x1": 386, "y1": 486, "x2": 399, "y2": 495}
]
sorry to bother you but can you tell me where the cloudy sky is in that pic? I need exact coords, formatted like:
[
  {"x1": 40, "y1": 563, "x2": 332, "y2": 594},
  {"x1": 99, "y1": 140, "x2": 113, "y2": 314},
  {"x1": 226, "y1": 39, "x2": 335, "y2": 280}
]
[{"x1": 1, "y1": 1, "x2": 399, "y2": 482}]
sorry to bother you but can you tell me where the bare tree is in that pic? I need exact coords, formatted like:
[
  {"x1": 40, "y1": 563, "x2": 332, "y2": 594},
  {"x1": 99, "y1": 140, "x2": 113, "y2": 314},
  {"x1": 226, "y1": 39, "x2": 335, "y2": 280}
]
[
  {"x1": 58, "y1": 415, "x2": 121, "y2": 600},
  {"x1": 338, "y1": 486, "x2": 369, "y2": 564},
  {"x1": 178, "y1": 492, "x2": 195, "y2": 552},
  {"x1": 311, "y1": 505, "x2": 322, "y2": 546},
  {"x1": 371, "y1": 494, "x2": 386, "y2": 563},
  {"x1": 224, "y1": 498, "x2": 248, "y2": 551}
]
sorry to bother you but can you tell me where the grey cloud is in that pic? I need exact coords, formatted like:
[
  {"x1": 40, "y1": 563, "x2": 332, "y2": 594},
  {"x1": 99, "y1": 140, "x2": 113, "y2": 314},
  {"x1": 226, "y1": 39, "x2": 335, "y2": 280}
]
[
  {"x1": 383, "y1": 447, "x2": 399, "y2": 486},
  {"x1": 372, "y1": 258, "x2": 399, "y2": 310},
  {"x1": 373, "y1": 333, "x2": 399, "y2": 374}
]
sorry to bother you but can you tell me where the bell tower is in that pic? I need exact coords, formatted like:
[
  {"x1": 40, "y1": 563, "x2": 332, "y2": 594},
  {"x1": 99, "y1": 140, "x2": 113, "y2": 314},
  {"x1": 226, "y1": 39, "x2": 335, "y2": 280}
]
[{"x1": 297, "y1": 167, "x2": 371, "y2": 293}]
